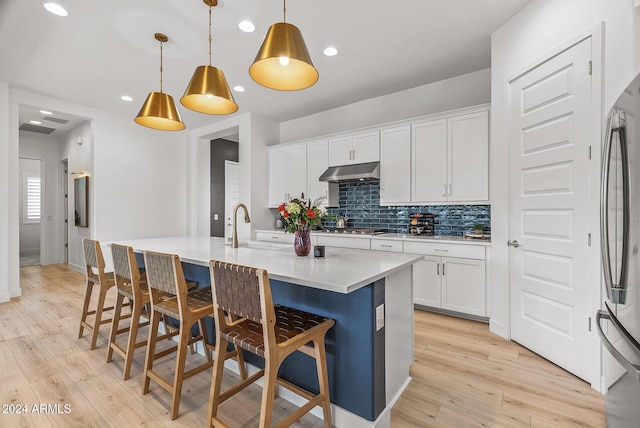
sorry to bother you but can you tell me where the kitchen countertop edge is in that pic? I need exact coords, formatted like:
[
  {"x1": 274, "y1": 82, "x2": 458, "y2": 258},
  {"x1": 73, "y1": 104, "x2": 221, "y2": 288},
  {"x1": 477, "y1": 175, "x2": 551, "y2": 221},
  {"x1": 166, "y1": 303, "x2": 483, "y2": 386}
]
[{"x1": 256, "y1": 229, "x2": 491, "y2": 245}]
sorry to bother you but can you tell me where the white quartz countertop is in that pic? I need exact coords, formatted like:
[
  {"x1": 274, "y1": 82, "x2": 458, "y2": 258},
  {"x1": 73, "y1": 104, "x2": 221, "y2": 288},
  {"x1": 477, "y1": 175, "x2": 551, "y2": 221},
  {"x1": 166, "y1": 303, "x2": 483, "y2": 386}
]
[{"x1": 109, "y1": 236, "x2": 423, "y2": 294}]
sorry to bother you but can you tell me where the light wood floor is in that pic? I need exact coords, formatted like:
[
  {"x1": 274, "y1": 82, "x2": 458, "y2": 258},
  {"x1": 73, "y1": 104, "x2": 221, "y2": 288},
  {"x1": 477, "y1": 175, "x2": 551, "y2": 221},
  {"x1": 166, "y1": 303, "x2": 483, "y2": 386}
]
[{"x1": 1, "y1": 265, "x2": 605, "y2": 427}]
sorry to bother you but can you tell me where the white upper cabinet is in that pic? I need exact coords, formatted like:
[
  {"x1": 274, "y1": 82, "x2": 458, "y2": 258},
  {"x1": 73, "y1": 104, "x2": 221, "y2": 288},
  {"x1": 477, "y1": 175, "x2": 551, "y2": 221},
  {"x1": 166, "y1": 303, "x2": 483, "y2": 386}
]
[
  {"x1": 306, "y1": 139, "x2": 338, "y2": 207},
  {"x1": 380, "y1": 126, "x2": 411, "y2": 205},
  {"x1": 447, "y1": 111, "x2": 489, "y2": 202},
  {"x1": 412, "y1": 110, "x2": 489, "y2": 204},
  {"x1": 269, "y1": 105, "x2": 489, "y2": 209},
  {"x1": 412, "y1": 119, "x2": 448, "y2": 203},
  {"x1": 328, "y1": 131, "x2": 380, "y2": 166},
  {"x1": 268, "y1": 143, "x2": 307, "y2": 207}
]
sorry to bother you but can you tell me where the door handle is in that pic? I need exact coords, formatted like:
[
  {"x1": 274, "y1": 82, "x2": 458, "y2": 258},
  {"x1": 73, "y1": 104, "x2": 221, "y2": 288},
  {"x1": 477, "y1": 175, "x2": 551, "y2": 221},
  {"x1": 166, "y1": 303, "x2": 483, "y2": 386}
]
[
  {"x1": 601, "y1": 112, "x2": 629, "y2": 304},
  {"x1": 436, "y1": 263, "x2": 439, "y2": 275},
  {"x1": 507, "y1": 240, "x2": 520, "y2": 248},
  {"x1": 597, "y1": 304, "x2": 640, "y2": 380}
]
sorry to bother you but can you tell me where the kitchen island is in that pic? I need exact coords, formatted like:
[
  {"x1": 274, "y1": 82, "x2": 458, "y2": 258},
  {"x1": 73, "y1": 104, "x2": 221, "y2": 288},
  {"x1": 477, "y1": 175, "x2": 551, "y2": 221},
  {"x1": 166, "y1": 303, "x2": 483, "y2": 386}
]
[{"x1": 109, "y1": 236, "x2": 422, "y2": 428}]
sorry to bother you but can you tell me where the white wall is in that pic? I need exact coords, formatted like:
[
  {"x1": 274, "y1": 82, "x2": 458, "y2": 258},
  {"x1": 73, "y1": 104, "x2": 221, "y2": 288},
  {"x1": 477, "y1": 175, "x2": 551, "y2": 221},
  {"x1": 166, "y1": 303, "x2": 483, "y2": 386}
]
[
  {"x1": 1, "y1": 81, "x2": 20, "y2": 301},
  {"x1": 189, "y1": 112, "x2": 278, "y2": 242},
  {"x1": 60, "y1": 121, "x2": 93, "y2": 270},
  {"x1": 280, "y1": 68, "x2": 491, "y2": 143},
  {"x1": 0, "y1": 87, "x2": 190, "y2": 298},
  {"x1": 490, "y1": 0, "x2": 639, "y2": 388}
]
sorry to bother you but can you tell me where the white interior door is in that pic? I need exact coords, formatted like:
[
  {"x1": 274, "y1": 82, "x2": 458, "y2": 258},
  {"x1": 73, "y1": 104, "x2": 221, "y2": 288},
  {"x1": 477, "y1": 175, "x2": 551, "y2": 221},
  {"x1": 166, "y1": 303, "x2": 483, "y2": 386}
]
[
  {"x1": 224, "y1": 161, "x2": 240, "y2": 242},
  {"x1": 509, "y1": 37, "x2": 592, "y2": 381}
]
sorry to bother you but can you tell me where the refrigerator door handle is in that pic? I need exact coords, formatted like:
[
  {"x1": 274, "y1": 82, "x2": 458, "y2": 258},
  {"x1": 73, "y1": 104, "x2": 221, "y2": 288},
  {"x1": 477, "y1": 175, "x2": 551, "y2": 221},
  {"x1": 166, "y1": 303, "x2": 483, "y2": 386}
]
[
  {"x1": 597, "y1": 304, "x2": 640, "y2": 381},
  {"x1": 600, "y1": 112, "x2": 630, "y2": 304}
]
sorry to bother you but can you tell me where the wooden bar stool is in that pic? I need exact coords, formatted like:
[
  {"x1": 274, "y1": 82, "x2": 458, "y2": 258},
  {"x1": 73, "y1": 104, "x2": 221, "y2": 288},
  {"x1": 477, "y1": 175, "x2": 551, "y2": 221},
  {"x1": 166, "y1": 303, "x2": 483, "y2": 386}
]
[
  {"x1": 78, "y1": 239, "x2": 116, "y2": 350},
  {"x1": 207, "y1": 260, "x2": 335, "y2": 428},
  {"x1": 106, "y1": 244, "x2": 172, "y2": 380},
  {"x1": 106, "y1": 244, "x2": 199, "y2": 379},
  {"x1": 141, "y1": 250, "x2": 215, "y2": 420}
]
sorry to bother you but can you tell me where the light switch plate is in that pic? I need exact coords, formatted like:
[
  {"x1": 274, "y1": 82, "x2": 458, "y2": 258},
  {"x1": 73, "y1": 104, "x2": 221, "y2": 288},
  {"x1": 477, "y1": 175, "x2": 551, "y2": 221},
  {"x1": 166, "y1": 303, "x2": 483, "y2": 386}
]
[
  {"x1": 214, "y1": 214, "x2": 219, "y2": 220},
  {"x1": 376, "y1": 304, "x2": 384, "y2": 331}
]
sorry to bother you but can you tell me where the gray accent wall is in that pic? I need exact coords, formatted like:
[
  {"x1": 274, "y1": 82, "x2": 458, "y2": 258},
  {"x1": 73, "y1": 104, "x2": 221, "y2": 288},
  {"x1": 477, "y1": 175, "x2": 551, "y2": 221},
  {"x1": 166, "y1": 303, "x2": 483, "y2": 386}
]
[{"x1": 210, "y1": 139, "x2": 238, "y2": 237}]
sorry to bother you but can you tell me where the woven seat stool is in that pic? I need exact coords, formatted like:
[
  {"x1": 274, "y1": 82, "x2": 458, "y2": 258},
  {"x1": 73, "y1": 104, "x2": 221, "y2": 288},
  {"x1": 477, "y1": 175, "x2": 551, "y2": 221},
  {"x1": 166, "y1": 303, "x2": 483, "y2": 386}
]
[
  {"x1": 142, "y1": 250, "x2": 242, "y2": 420},
  {"x1": 207, "y1": 260, "x2": 335, "y2": 428},
  {"x1": 107, "y1": 243, "x2": 184, "y2": 380},
  {"x1": 106, "y1": 244, "x2": 201, "y2": 380},
  {"x1": 78, "y1": 239, "x2": 118, "y2": 350}
]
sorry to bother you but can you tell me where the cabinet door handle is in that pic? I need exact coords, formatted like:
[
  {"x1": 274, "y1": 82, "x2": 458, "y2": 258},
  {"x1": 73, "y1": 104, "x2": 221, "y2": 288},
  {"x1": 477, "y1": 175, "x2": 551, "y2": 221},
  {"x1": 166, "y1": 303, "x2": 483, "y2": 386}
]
[
  {"x1": 434, "y1": 248, "x2": 448, "y2": 252},
  {"x1": 380, "y1": 244, "x2": 392, "y2": 248},
  {"x1": 271, "y1": 236, "x2": 280, "y2": 240},
  {"x1": 442, "y1": 262, "x2": 445, "y2": 276},
  {"x1": 448, "y1": 184, "x2": 452, "y2": 196},
  {"x1": 437, "y1": 263, "x2": 440, "y2": 275},
  {"x1": 442, "y1": 185, "x2": 446, "y2": 196}
]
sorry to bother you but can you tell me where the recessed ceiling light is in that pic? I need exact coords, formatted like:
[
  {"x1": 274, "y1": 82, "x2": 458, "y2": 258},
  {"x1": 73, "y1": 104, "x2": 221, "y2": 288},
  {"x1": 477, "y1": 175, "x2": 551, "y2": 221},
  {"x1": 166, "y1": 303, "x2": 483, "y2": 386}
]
[
  {"x1": 323, "y1": 47, "x2": 338, "y2": 57},
  {"x1": 233, "y1": 85, "x2": 245, "y2": 92},
  {"x1": 40, "y1": 110, "x2": 53, "y2": 115},
  {"x1": 238, "y1": 20, "x2": 255, "y2": 33},
  {"x1": 120, "y1": 95, "x2": 133, "y2": 102},
  {"x1": 44, "y1": 3, "x2": 69, "y2": 17},
  {"x1": 30, "y1": 120, "x2": 42, "y2": 125}
]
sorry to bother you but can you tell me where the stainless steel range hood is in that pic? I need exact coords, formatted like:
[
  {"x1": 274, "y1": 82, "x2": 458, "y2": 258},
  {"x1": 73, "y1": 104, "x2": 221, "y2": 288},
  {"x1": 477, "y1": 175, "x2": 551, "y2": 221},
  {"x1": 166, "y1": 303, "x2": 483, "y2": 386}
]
[{"x1": 318, "y1": 162, "x2": 380, "y2": 183}]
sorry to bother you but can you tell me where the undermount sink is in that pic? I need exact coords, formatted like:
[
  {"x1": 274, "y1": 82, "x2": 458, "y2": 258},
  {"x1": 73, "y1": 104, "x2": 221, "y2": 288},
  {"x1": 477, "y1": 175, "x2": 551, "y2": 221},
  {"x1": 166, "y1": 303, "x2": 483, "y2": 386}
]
[{"x1": 227, "y1": 241, "x2": 290, "y2": 250}]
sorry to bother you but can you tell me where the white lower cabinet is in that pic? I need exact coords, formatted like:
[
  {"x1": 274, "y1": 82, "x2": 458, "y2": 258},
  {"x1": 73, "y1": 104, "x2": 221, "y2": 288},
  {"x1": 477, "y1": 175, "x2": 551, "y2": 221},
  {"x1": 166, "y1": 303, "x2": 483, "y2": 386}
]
[
  {"x1": 412, "y1": 256, "x2": 441, "y2": 307},
  {"x1": 255, "y1": 231, "x2": 488, "y2": 317},
  {"x1": 316, "y1": 235, "x2": 371, "y2": 250},
  {"x1": 255, "y1": 231, "x2": 295, "y2": 244},
  {"x1": 440, "y1": 256, "x2": 485, "y2": 316},
  {"x1": 406, "y1": 241, "x2": 486, "y2": 317},
  {"x1": 370, "y1": 239, "x2": 403, "y2": 253}
]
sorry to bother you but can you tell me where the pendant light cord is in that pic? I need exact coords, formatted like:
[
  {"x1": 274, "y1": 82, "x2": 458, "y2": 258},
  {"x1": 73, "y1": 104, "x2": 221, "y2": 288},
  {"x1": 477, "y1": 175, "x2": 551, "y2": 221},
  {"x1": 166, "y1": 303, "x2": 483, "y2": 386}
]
[
  {"x1": 208, "y1": 5, "x2": 213, "y2": 66},
  {"x1": 159, "y1": 39, "x2": 164, "y2": 93},
  {"x1": 283, "y1": 0, "x2": 286, "y2": 23}
]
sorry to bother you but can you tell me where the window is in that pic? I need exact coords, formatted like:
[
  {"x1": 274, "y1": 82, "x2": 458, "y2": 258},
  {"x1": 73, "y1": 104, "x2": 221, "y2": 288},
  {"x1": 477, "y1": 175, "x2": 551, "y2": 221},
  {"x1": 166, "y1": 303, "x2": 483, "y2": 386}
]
[{"x1": 23, "y1": 174, "x2": 41, "y2": 224}]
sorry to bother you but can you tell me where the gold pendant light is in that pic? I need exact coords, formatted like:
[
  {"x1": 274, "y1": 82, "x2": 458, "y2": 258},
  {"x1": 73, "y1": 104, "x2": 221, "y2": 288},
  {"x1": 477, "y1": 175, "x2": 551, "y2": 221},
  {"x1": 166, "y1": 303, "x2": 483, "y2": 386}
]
[
  {"x1": 249, "y1": 0, "x2": 318, "y2": 91},
  {"x1": 135, "y1": 33, "x2": 186, "y2": 131},
  {"x1": 181, "y1": 0, "x2": 238, "y2": 115}
]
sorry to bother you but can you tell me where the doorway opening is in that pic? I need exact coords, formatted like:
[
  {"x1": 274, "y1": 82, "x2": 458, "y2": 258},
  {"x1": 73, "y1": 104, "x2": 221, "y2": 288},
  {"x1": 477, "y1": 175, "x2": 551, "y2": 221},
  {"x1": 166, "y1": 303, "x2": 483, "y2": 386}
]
[
  {"x1": 210, "y1": 136, "x2": 239, "y2": 239},
  {"x1": 19, "y1": 157, "x2": 42, "y2": 266}
]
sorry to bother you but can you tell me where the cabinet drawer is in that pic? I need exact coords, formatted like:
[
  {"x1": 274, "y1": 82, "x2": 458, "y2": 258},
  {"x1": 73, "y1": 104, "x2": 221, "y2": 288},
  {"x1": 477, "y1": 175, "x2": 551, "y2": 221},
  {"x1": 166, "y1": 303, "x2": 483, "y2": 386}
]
[
  {"x1": 403, "y1": 241, "x2": 485, "y2": 260},
  {"x1": 255, "y1": 232, "x2": 294, "y2": 244},
  {"x1": 316, "y1": 236, "x2": 371, "y2": 250},
  {"x1": 371, "y1": 239, "x2": 403, "y2": 253}
]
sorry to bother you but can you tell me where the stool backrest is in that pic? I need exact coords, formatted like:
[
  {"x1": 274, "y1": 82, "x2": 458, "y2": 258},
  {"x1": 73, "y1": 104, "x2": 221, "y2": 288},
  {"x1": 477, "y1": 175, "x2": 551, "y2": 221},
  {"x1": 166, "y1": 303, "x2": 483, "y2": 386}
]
[
  {"x1": 111, "y1": 243, "x2": 142, "y2": 293},
  {"x1": 209, "y1": 261, "x2": 265, "y2": 322},
  {"x1": 209, "y1": 260, "x2": 276, "y2": 350},
  {"x1": 83, "y1": 239, "x2": 104, "y2": 269},
  {"x1": 83, "y1": 239, "x2": 109, "y2": 283},
  {"x1": 143, "y1": 250, "x2": 190, "y2": 311}
]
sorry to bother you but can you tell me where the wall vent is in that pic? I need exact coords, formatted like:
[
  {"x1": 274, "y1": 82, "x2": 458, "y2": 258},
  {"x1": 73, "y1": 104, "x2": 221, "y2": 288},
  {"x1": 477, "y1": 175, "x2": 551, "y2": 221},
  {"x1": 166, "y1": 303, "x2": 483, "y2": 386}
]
[
  {"x1": 19, "y1": 123, "x2": 56, "y2": 134},
  {"x1": 43, "y1": 116, "x2": 69, "y2": 124}
]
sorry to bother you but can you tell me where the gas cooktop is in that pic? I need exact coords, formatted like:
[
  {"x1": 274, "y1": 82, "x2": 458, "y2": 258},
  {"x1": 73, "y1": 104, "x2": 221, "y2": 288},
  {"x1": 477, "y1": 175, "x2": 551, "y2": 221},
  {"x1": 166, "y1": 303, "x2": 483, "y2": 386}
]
[{"x1": 320, "y1": 227, "x2": 386, "y2": 236}]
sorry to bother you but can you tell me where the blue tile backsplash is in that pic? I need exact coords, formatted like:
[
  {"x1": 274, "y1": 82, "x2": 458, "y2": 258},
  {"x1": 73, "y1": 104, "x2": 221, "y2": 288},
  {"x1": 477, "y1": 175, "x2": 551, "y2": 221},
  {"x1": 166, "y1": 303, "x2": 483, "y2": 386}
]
[{"x1": 322, "y1": 182, "x2": 490, "y2": 236}]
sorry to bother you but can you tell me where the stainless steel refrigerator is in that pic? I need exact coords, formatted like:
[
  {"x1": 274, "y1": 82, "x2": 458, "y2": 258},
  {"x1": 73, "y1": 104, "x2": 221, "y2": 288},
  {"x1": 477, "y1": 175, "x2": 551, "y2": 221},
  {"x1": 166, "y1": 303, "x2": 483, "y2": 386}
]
[{"x1": 597, "y1": 72, "x2": 640, "y2": 427}]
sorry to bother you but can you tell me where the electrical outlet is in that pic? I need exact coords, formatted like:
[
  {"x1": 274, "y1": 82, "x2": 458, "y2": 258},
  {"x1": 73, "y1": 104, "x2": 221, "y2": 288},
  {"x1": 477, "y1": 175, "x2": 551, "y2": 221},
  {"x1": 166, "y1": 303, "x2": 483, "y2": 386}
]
[
  {"x1": 214, "y1": 214, "x2": 219, "y2": 220},
  {"x1": 376, "y1": 304, "x2": 384, "y2": 331}
]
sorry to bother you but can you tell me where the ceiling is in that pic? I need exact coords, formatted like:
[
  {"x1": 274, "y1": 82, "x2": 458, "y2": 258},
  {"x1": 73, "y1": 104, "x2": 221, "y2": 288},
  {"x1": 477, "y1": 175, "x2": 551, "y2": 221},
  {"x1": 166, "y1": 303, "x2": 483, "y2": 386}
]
[{"x1": 1, "y1": 0, "x2": 531, "y2": 134}]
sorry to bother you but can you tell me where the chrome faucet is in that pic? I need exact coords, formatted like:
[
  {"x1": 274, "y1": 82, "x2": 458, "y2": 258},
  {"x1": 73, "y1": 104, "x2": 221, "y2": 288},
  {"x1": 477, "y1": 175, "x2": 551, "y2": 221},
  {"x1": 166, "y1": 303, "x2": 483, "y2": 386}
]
[{"x1": 232, "y1": 203, "x2": 251, "y2": 248}]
